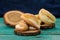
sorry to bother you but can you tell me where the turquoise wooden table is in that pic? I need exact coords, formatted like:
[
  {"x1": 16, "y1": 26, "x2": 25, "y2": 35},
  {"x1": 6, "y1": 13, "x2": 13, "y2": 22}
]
[{"x1": 0, "y1": 18, "x2": 60, "y2": 40}]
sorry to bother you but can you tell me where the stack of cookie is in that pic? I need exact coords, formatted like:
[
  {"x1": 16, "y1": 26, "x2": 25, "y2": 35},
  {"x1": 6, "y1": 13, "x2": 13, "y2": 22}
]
[
  {"x1": 4, "y1": 8, "x2": 56, "y2": 36},
  {"x1": 36, "y1": 9, "x2": 56, "y2": 29}
]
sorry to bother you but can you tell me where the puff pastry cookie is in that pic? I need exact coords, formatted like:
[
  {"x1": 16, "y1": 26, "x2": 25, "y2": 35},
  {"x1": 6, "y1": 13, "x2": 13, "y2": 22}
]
[
  {"x1": 38, "y1": 9, "x2": 56, "y2": 29},
  {"x1": 21, "y1": 13, "x2": 41, "y2": 29},
  {"x1": 4, "y1": 10, "x2": 24, "y2": 27}
]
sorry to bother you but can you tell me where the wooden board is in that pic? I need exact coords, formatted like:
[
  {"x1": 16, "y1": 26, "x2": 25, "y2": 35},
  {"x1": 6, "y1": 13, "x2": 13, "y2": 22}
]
[
  {"x1": 0, "y1": 18, "x2": 60, "y2": 40},
  {"x1": 0, "y1": 35, "x2": 60, "y2": 40}
]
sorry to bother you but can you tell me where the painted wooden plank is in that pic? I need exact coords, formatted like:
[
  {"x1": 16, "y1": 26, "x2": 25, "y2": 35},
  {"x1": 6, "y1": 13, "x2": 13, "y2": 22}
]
[
  {"x1": 0, "y1": 18, "x2": 60, "y2": 35},
  {"x1": 0, "y1": 35, "x2": 60, "y2": 40},
  {"x1": 41, "y1": 18, "x2": 60, "y2": 35}
]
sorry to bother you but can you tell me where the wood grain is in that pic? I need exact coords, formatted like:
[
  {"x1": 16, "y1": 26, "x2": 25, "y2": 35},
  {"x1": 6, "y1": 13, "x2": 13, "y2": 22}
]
[{"x1": 0, "y1": 35, "x2": 60, "y2": 40}]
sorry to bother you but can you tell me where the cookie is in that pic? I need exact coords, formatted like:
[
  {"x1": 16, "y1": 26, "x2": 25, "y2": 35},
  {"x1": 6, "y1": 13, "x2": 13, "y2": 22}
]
[
  {"x1": 14, "y1": 29, "x2": 40, "y2": 36},
  {"x1": 21, "y1": 13, "x2": 41, "y2": 29},
  {"x1": 15, "y1": 20, "x2": 28, "y2": 31},
  {"x1": 40, "y1": 22, "x2": 55, "y2": 29},
  {"x1": 39, "y1": 8, "x2": 56, "y2": 25},
  {"x1": 4, "y1": 10, "x2": 24, "y2": 27}
]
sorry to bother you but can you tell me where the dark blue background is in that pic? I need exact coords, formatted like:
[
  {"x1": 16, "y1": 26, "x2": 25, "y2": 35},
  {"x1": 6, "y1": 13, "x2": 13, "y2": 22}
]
[{"x1": 0, "y1": 0, "x2": 60, "y2": 17}]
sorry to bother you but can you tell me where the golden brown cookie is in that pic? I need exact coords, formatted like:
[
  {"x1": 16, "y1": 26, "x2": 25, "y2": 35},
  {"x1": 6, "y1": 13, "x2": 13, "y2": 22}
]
[
  {"x1": 4, "y1": 10, "x2": 24, "y2": 27},
  {"x1": 21, "y1": 13, "x2": 41, "y2": 29},
  {"x1": 39, "y1": 9, "x2": 56, "y2": 22},
  {"x1": 39, "y1": 8, "x2": 56, "y2": 25},
  {"x1": 15, "y1": 20, "x2": 28, "y2": 31},
  {"x1": 40, "y1": 22, "x2": 55, "y2": 29},
  {"x1": 14, "y1": 29, "x2": 40, "y2": 36}
]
